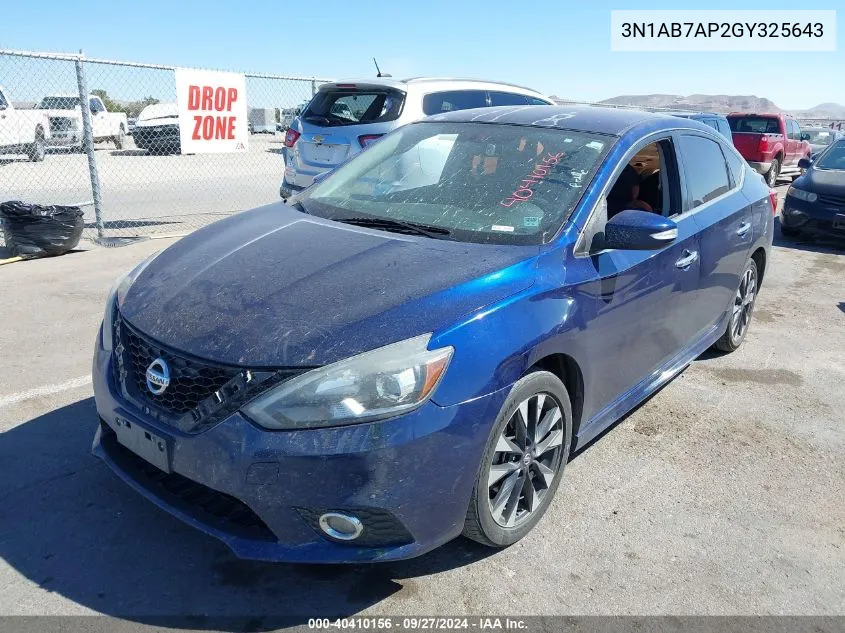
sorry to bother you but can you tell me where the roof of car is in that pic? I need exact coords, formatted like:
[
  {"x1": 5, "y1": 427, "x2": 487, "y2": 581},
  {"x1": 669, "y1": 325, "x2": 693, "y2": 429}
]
[
  {"x1": 727, "y1": 112, "x2": 791, "y2": 118},
  {"x1": 327, "y1": 76, "x2": 547, "y2": 96},
  {"x1": 426, "y1": 104, "x2": 671, "y2": 136},
  {"x1": 662, "y1": 110, "x2": 726, "y2": 118}
]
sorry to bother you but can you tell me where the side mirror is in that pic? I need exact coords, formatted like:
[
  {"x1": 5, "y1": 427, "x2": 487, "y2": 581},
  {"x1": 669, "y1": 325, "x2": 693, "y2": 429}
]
[
  {"x1": 798, "y1": 157, "x2": 812, "y2": 169},
  {"x1": 800, "y1": 132, "x2": 811, "y2": 142},
  {"x1": 605, "y1": 210, "x2": 678, "y2": 251}
]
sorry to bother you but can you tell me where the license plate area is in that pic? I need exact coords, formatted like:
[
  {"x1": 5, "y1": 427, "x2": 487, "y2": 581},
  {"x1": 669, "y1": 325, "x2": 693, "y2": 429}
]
[
  {"x1": 306, "y1": 142, "x2": 341, "y2": 164},
  {"x1": 114, "y1": 416, "x2": 171, "y2": 473}
]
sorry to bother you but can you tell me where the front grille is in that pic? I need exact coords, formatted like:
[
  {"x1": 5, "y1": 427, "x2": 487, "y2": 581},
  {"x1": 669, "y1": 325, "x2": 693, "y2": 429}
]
[
  {"x1": 101, "y1": 425, "x2": 277, "y2": 542},
  {"x1": 49, "y1": 116, "x2": 77, "y2": 132},
  {"x1": 135, "y1": 125, "x2": 179, "y2": 139},
  {"x1": 817, "y1": 193, "x2": 845, "y2": 208},
  {"x1": 113, "y1": 315, "x2": 303, "y2": 432},
  {"x1": 119, "y1": 319, "x2": 242, "y2": 416}
]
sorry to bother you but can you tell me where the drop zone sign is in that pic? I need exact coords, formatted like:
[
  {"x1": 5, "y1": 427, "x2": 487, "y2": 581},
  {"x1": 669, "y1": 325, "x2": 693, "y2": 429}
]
[{"x1": 175, "y1": 68, "x2": 248, "y2": 154}]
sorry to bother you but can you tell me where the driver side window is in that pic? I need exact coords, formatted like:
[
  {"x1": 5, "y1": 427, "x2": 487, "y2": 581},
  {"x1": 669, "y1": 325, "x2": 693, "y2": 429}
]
[{"x1": 579, "y1": 137, "x2": 681, "y2": 254}]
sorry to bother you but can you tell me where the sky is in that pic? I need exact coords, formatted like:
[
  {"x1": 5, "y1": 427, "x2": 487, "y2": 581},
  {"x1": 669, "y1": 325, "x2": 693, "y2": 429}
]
[{"x1": 1, "y1": 0, "x2": 842, "y2": 110}]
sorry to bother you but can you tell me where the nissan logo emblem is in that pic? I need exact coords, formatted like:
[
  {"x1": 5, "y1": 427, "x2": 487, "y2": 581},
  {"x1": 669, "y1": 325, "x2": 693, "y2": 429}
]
[{"x1": 145, "y1": 357, "x2": 171, "y2": 395}]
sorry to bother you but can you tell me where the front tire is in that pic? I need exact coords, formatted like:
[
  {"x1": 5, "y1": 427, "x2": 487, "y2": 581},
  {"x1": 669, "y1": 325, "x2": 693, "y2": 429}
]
[
  {"x1": 714, "y1": 258, "x2": 759, "y2": 353},
  {"x1": 765, "y1": 158, "x2": 780, "y2": 187},
  {"x1": 463, "y1": 371, "x2": 572, "y2": 548},
  {"x1": 780, "y1": 224, "x2": 801, "y2": 238},
  {"x1": 27, "y1": 128, "x2": 46, "y2": 162}
]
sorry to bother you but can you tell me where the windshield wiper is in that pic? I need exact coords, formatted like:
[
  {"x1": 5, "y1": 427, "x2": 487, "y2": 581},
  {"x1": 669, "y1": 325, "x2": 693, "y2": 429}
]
[{"x1": 335, "y1": 217, "x2": 451, "y2": 239}]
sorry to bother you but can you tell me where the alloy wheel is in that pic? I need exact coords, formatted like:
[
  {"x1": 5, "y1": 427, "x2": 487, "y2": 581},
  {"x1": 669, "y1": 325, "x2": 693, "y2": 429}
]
[
  {"x1": 731, "y1": 266, "x2": 757, "y2": 342},
  {"x1": 487, "y1": 393, "x2": 565, "y2": 528}
]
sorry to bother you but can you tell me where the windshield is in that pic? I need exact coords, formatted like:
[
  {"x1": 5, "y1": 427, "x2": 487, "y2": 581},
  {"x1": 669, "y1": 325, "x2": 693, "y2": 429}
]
[
  {"x1": 302, "y1": 88, "x2": 405, "y2": 126},
  {"x1": 299, "y1": 121, "x2": 613, "y2": 245},
  {"x1": 37, "y1": 96, "x2": 80, "y2": 110},
  {"x1": 814, "y1": 140, "x2": 845, "y2": 170},
  {"x1": 806, "y1": 130, "x2": 834, "y2": 145},
  {"x1": 728, "y1": 116, "x2": 779, "y2": 134}
]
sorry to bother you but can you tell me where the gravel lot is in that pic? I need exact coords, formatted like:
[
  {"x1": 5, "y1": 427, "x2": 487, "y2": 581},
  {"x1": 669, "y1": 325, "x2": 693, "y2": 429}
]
[
  {"x1": 0, "y1": 213, "x2": 842, "y2": 625},
  {"x1": 0, "y1": 134, "x2": 287, "y2": 239}
]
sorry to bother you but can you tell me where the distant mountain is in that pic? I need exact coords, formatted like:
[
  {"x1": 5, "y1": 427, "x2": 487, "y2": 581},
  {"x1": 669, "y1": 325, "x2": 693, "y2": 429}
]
[
  {"x1": 794, "y1": 102, "x2": 845, "y2": 119},
  {"x1": 599, "y1": 93, "x2": 781, "y2": 113},
  {"x1": 549, "y1": 93, "x2": 845, "y2": 118}
]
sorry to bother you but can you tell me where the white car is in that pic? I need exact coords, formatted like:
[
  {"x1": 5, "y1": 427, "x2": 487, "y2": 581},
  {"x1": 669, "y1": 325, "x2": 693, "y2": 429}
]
[
  {"x1": 0, "y1": 85, "x2": 52, "y2": 161},
  {"x1": 36, "y1": 94, "x2": 128, "y2": 150},
  {"x1": 281, "y1": 77, "x2": 554, "y2": 198},
  {"x1": 133, "y1": 102, "x2": 180, "y2": 155}
]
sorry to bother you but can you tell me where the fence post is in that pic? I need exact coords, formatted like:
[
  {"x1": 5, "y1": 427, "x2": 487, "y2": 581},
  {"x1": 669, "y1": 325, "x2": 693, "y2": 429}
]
[
  {"x1": 311, "y1": 78, "x2": 316, "y2": 96},
  {"x1": 74, "y1": 49, "x2": 104, "y2": 240}
]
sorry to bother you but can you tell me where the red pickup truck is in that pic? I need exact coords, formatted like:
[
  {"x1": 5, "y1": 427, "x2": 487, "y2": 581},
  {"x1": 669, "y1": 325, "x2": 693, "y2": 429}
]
[{"x1": 727, "y1": 113, "x2": 812, "y2": 187}]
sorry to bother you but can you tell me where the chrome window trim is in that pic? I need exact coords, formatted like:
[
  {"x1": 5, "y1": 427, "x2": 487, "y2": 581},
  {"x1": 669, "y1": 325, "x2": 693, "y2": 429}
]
[{"x1": 574, "y1": 126, "x2": 745, "y2": 257}]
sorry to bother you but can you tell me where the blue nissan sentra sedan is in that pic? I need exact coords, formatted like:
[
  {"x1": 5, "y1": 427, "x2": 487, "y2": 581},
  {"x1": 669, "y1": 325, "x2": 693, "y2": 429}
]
[{"x1": 92, "y1": 105, "x2": 775, "y2": 563}]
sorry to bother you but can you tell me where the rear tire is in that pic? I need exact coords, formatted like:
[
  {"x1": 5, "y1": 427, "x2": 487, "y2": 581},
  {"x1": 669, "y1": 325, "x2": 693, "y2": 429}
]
[
  {"x1": 27, "y1": 128, "x2": 45, "y2": 162},
  {"x1": 714, "y1": 258, "x2": 759, "y2": 353},
  {"x1": 113, "y1": 126, "x2": 125, "y2": 150},
  {"x1": 463, "y1": 370, "x2": 572, "y2": 548},
  {"x1": 765, "y1": 158, "x2": 780, "y2": 187}
]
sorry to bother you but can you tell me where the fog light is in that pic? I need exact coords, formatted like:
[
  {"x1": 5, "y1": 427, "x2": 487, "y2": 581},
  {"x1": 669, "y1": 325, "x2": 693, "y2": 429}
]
[{"x1": 318, "y1": 512, "x2": 363, "y2": 541}]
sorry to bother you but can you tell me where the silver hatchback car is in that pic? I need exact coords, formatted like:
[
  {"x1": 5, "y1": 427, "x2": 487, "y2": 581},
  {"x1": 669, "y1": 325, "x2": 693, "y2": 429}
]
[{"x1": 280, "y1": 77, "x2": 553, "y2": 198}]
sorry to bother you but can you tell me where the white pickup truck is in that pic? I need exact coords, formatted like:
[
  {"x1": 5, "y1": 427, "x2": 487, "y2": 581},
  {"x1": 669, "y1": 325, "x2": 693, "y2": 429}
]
[
  {"x1": 35, "y1": 94, "x2": 128, "y2": 150},
  {"x1": 0, "y1": 85, "x2": 52, "y2": 161}
]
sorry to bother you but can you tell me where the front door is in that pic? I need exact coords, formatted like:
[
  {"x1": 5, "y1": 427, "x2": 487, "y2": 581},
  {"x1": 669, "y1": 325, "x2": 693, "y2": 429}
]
[
  {"x1": 566, "y1": 135, "x2": 705, "y2": 426},
  {"x1": 89, "y1": 97, "x2": 108, "y2": 140},
  {"x1": 569, "y1": 213, "x2": 702, "y2": 424}
]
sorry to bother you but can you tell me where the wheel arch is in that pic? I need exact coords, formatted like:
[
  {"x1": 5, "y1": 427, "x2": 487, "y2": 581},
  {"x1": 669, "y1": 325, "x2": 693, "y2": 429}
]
[{"x1": 528, "y1": 353, "x2": 585, "y2": 448}]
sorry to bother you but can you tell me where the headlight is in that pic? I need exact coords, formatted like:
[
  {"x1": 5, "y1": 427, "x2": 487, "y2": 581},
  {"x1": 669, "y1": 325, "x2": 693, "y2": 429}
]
[
  {"x1": 241, "y1": 334, "x2": 453, "y2": 430},
  {"x1": 101, "y1": 251, "x2": 161, "y2": 351},
  {"x1": 787, "y1": 186, "x2": 817, "y2": 203}
]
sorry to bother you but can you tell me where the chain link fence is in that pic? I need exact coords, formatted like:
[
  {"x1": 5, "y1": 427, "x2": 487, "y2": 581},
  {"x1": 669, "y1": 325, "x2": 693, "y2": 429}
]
[
  {"x1": 3, "y1": 48, "x2": 841, "y2": 250},
  {"x1": 1, "y1": 48, "x2": 330, "y2": 248}
]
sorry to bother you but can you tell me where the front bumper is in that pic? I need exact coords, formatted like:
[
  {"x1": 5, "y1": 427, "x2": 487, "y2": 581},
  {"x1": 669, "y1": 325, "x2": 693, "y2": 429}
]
[
  {"x1": 134, "y1": 126, "x2": 181, "y2": 152},
  {"x1": 781, "y1": 195, "x2": 845, "y2": 238},
  {"x1": 46, "y1": 131, "x2": 82, "y2": 147},
  {"x1": 92, "y1": 334, "x2": 504, "y2": 562},
  {"x1": 747, "y1": 160, "x2": 773, "y2": 175}
]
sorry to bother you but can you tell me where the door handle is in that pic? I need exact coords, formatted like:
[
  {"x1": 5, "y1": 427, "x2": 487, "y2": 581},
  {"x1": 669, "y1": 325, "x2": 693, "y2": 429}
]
[
  {"x1": 675, "y1": 250, "x2": 699, "y2": 269},
  {"x1": 736, "y1": 222, "x2": 751, "y2": 237}
]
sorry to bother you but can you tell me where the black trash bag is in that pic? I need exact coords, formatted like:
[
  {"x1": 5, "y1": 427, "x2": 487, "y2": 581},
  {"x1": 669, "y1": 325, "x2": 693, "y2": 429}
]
[{"x1": 0, "y1": 201, "x2": 85, "y2": 257}]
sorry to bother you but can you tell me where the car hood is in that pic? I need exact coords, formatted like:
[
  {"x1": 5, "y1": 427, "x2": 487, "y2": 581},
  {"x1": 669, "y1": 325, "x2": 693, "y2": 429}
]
[
  {"x1": 120, "y1": 203, "x2": 538, "y2": 367},
  {"x1": 796, "y1": 167, "x2": 845, "y2": 197}
]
